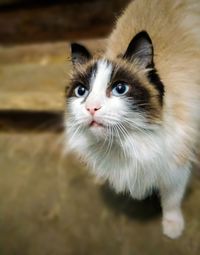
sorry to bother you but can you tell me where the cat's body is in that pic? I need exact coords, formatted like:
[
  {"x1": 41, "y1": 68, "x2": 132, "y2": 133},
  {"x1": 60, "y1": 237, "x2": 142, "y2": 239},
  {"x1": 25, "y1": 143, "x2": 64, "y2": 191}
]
[{"x1": 65, "y1": 0, "x2": 200, "y2": 239}]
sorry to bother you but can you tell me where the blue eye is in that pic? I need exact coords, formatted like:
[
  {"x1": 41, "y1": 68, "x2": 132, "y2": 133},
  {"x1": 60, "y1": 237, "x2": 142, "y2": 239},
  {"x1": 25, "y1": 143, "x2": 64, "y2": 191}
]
[
  {"x1": 112, "y1": 82, "x2": 129, "y2": 96},
  {"x1": 74, "y1": 85, "x2": 88, "y2": 98}
]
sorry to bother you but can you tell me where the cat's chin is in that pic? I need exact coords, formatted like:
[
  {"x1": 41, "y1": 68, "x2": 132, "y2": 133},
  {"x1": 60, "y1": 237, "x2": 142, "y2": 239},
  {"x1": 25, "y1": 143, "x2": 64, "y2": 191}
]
[{"x1": 89, "y1": 124, "x2": 106, "y2": 138}]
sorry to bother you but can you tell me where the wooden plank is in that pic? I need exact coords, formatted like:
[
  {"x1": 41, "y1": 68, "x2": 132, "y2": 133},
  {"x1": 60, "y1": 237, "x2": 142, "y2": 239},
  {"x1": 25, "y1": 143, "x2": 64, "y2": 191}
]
[
  {"x1": 0, "y1": 110, "x2": 63, "y2": 132},
  {"x1": 0, "y1": 0, "x2": 130, "y2": 45},
  {"x1": 0, "y1": 39, "x2": 105, "y2": 111}
]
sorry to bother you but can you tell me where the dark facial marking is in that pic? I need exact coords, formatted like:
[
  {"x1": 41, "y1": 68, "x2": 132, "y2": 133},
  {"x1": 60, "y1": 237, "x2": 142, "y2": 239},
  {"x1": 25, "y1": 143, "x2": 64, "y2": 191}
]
[
  {"x1": 147, "y1": 64, "x2": 165, "y2": 105},
  {"x1": 67, "y1": 62, "x2": 97, "y2": 98},
  {"x1": 109, "y1": 64, "x2": 150, "y2": 111}
]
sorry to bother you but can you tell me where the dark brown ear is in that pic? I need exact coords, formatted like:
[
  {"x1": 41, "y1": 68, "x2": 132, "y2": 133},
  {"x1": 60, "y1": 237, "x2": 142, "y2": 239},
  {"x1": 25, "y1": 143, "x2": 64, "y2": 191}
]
[
  {"x1": 123, "y1": 31, "x2": 153, "y2": 68},
  {"x1": 71, "y1": 43, "x2": 92, "y2": 65}
]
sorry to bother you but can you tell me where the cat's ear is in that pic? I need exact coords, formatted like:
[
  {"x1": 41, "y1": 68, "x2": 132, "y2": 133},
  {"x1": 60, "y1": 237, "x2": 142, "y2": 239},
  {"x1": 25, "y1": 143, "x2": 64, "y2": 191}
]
[
  {"x1": 71, "y1": 43, "x2": 92, "y2": 65},
  {"x1": 123, "y1": 31, "x2": 153, "y2": 68}
]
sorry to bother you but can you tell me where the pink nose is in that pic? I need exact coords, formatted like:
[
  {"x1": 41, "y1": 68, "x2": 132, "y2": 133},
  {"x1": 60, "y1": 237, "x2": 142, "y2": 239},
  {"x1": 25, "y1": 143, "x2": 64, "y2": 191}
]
[{"x1": 86, "y1": 106, "x2": 101, "y2": 115}]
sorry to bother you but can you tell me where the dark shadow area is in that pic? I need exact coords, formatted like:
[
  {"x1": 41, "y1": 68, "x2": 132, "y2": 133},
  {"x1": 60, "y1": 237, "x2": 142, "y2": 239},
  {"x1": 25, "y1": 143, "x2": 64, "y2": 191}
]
[
  {"x1": 0, "y1": 0, "x2": 130, "y2": 45},
  {"x1": 100, "y1": 183, "x2": 162, "y2": 221},
  {"x1": 0, "y1": 110, "x2": 63, "y2": 132},
  {"x1": 0, "y1": 0, "x2": 90, "y2": 10}
]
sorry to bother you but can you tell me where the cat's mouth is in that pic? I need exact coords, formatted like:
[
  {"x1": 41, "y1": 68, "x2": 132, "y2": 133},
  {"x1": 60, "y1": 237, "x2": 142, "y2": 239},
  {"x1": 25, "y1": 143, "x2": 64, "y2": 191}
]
[{"x1": 89, "y1": 120, "x2": 104, "y2": 128}]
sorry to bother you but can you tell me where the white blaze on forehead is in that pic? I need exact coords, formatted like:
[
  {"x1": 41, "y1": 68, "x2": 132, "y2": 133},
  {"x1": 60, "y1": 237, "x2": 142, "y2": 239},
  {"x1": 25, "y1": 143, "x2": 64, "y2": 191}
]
[{"x1": 89, "y1": 60, "x2": 113, "y2": 97}]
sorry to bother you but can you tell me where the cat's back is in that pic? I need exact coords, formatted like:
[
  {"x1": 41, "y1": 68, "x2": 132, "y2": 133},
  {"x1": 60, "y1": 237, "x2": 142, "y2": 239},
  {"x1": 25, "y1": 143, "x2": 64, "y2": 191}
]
[{"x1": 106, "y1": 0, "x2": 200, "y2": 62}]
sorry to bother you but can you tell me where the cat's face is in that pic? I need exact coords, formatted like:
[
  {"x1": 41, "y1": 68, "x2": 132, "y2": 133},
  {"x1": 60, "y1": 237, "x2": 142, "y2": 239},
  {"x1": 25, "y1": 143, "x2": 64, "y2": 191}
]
[{"x1": 65, "y1": 31, "x2": 164, "y2": 145}]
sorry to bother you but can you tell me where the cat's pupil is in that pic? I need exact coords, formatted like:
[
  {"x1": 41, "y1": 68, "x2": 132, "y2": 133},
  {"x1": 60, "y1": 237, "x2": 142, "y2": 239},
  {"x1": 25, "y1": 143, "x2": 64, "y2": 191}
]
[
  {"x1": 112, "y1": 82, "x2": 129, "y2": 96},
  {"x1": 78, "y1": 86, "x2": 85, "y2": 96},
  {"x1": 75, "y1": 85, "x2": 87, "y2": 97},
  {"x1": 116, "y1": 84, "x2": 126, "y2": 94}
]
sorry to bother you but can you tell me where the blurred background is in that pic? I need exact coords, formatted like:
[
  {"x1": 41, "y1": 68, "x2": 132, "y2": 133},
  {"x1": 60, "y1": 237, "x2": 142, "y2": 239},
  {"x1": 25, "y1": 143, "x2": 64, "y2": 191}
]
[{"x1": 0, "y1": 1, "x2": 199, "y2": 254}]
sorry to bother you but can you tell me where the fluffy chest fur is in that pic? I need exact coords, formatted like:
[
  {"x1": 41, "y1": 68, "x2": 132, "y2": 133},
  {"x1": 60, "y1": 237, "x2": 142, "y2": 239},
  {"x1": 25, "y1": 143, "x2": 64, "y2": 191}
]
[{"x1": 66, "y1": 116, "x2": 190, "y2": 199}]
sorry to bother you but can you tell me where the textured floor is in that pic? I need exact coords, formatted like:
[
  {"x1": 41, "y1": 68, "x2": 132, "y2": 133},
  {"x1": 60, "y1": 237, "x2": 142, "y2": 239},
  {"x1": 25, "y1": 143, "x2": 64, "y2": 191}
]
[{"x1": 0, "y1": 132, "x2": 199, "y2": 255}]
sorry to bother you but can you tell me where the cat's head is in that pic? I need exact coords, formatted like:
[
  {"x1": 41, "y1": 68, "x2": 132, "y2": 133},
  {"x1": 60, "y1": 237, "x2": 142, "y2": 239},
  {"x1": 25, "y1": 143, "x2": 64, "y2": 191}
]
[{"x1": 65, "y1": 31, "x2": 164, "y2": 145}]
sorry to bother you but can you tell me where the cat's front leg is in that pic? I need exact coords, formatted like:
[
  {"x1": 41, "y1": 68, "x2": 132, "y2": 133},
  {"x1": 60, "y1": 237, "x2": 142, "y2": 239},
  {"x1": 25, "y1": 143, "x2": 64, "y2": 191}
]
[{"x1": 159, "y1": 164, "x2": 190, "y2": 239}]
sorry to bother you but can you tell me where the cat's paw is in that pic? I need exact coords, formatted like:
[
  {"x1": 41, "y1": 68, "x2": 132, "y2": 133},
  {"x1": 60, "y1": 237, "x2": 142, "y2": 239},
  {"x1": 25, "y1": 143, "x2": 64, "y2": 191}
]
[{"x1": 162, "y1": 210, "x2": 184, "y2": 239}]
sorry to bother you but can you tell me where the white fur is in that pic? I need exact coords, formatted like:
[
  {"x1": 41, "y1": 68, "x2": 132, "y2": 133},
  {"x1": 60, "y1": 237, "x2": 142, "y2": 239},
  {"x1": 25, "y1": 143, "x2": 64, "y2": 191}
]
[
  {"x1": 89, "y1": 60, "x2": 112, "y2": 95},
  {"x1": 66, "y1": 116, "x2": 191, "y2": 198}
]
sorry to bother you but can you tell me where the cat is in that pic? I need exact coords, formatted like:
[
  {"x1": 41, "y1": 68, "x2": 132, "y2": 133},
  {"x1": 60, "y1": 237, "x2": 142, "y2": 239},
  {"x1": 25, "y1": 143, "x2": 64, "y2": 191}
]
[{"x1": 64, "y1": 0, "x2": 200, "y2": 239}]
